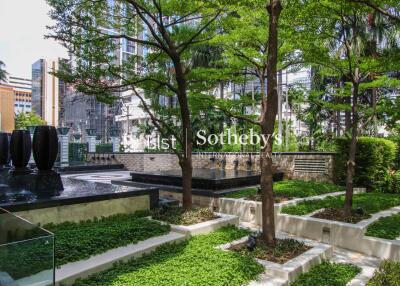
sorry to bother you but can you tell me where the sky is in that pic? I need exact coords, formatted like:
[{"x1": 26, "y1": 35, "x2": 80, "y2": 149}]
[{"x1": 0, "y1": 0, "x2": 68, "y2": 79}]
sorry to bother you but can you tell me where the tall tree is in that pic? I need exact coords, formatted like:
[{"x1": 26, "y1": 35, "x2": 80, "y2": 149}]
[
  {"x1": 15, "y1": 112, "x2": 46, "y2": 130},
  {"x1": 47, "y1": 0, "x2": 226, "y2": 210},
  {"x1": 298, "y1": 0, "x2": 400, "y2": 215},
  {"x1": 211, "y1": 0, "x2": 298, "y2": 244}
]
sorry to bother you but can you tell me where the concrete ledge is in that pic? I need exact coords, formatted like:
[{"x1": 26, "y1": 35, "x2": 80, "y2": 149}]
[
  {"x1": 218, "y1": 233, "x2": 332, "y2": 285},
  {"x1": 55, "y1": 231, "x2": 186, "y2": 286},
  {"x1": 170, "y1": 213, "x2": 239, "y2": 236}
]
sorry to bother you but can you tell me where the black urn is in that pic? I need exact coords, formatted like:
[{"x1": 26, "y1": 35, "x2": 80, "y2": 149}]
[
  {"x1": 32, "y1": 125, "x2": 59, "y2": 171},
  {"x1": 0, "y1": 132, "x2": 10, "y2": 168},
  {"x1": 10, "y1": 130, "x2": 32, "y2": 170}
]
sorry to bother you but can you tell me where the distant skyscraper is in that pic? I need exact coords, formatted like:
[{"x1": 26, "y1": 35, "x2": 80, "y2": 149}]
[{"x1": 32, "y1": 59, "x2": 66, "y2": 127}]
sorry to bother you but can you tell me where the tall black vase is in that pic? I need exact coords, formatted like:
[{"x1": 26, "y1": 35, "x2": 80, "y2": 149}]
[
  {"x1": 0, "y1": 132, "x2": 9, "y2": 168},
  {"x1": 10, "y1": 130, "x2": 32, "y2": 169},
  {"x1": 32, "y1": 125, "x2": 59, "y2": 171}
]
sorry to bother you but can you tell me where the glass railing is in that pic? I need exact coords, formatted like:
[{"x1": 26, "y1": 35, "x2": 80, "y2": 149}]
[{"x1": 0, "y1": 208, "x2": 54, "y2": 286}]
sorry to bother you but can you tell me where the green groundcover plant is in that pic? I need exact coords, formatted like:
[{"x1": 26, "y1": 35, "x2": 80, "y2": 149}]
[
  {"x1": 46, "y1": 213, "x2": 171, "y2": 266},
  {"x1": 368, "y1": 260, "x2": 400, "y2": 286},
  {"x1": 282, "y1": 193, "x2": 400, "y2": 217},
  {"x1": 292, "y1": 261, "x2": 361, "y2": 286},
  {"x1": 151, "y1": 207, "x2": 216, "y2": 225},
  {"x1": 224, "y1": 180, "x2": 343, "y2": 199},
  {"x1": 365, "y1": 213, "x2": 400, "y2": 240},
  {"x1": 73, "y1": 226, "x2": 264, "y2": 286}
]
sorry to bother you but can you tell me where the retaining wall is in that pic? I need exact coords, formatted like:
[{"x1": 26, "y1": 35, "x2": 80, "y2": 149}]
[{"x1": 96, "y1": 152, "x2": 335, "y2": 182}]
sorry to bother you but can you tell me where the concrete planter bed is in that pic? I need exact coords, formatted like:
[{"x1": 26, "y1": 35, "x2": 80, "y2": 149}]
[
  {"x1": 50, "y1": 214, "x2": 237, "y2": 285},
  {"x1": 218, "y1": 188, "x2": 365, "y2": 226},
  {"x1": 277, "y1": 206, "x2": 400, "y2": 261},
  {"x1": 218, "y1": 233, "x2": 333, "y2": 286},
  {"x1": 154, "y1": 212, "x2": 239, "y2": 236},
  {"x1": 54, "y1": 231, "x2": 186, "y2": 286}
]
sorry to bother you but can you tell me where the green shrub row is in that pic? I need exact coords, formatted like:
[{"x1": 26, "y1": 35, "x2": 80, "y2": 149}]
[
  {"x1": 334, "y1": 137, "x2": 397, "y2": 192},
  {"x1": 95, "y1": 143, "x2": 113, "y2": 153}
]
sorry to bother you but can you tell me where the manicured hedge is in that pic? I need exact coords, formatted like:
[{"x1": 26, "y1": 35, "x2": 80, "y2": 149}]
[
  {"x1": 334, "y1": 137, "x2": 397, "y2": 192},
  {"x1": 95, "y1": 143, "x2": 113, "y2": 153}
]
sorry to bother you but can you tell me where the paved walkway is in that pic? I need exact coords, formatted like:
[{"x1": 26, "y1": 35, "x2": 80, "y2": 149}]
[{"x1": 62, "y1": 171, "x2": 132, "y2": 184}]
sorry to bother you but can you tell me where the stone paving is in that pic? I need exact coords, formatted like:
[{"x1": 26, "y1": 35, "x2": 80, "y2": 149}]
[{"x1": 62, "y1": 171, "x2": 132, "y2": 184}]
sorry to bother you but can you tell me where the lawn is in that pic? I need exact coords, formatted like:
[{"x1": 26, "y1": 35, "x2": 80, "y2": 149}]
[
  {"x1": 365, "y1": 213, "x2": 400, "y2": 240},
  {"x1": 45, "y1": 213, "x2": 171, "y2": 266},
  {"x1": 224, "y1": 180, "x2": 343, "y2": 201},
  {"x1": 281, "y1": 193, "x2": 400, "y2": 218},
  {"x1": 292, "y1": 261, "x2": 361, "y2": 286},
  {"x1": 73, "y1": 226, "x2": 264, "y2": 286}
]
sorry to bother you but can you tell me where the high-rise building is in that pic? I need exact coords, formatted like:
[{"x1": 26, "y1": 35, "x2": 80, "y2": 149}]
[
  {"x1": 31, "y1": 59, "x2": 66, "y2": 126},
  {"x1": 0, "y1": 84, "x2": 15, "y2": 132},
  {"x1": 7, "y1": 76, "x2": 32, "y2": 114}
]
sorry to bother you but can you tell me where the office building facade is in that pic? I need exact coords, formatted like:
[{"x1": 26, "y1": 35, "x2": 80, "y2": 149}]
[{"x1": 32, "y1": 59, "x2": 66, "y2": 126}]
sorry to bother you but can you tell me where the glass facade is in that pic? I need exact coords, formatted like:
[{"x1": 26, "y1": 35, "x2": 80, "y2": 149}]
[{"x1": 31, "y1": 59, "x2": 44, "y2": 117}]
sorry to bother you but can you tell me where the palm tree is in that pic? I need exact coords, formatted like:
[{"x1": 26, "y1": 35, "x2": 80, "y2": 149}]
[{"x1": 0, "y1": 60, "x2": 8, "y2": 83}]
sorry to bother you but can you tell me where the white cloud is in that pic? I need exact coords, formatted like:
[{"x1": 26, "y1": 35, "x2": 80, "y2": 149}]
[{"x1": 0, "y1": 0, "x2": 68, "y2": 79}]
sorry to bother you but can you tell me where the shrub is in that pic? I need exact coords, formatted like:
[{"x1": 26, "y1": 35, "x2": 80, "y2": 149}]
[
  {"x1": 334, "y1": 137, "x2": 397, "y2": 192},
  {"x1": 95, "y1": 143, "x2": 113, "y2": 153},
  {"x1": 68, "y1": 143, "x2": 88, "y2": 162},
  {"x1": 393, "y1": 171, "x2": 400, "y2": 193},
  {"x1": 368, "y1": 260, "x2": 400, "y2": 286}
]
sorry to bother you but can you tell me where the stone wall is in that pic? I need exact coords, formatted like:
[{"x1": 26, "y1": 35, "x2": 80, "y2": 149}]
[
  {"x1": 14, "y1": 195, "x2": 150, "y2": 225},
  {"x1": 107, "y1": 152, "x2": 335, "y2": 182}
]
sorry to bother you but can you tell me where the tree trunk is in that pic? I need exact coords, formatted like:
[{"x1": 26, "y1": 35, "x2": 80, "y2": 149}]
[
  {"x1": 172, "y1": 53, "x2": 193, "y2": 211},
  {"x1": 344, "y1": 81, "x2": 359, "y2": 216},
  {"x1": 259, "y1": 0, "x2": 282, "y2": 246},
  {"x1": 180, "y1": 153, "x2": 193, "y2": 211}
]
